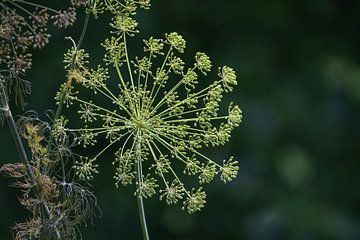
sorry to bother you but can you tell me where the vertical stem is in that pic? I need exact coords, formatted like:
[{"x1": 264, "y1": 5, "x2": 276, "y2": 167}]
[
  {"x1": 136, "y1": 190, "x2": 150, "y2": 240},
  {"x1": 76, "y1": 12, "x2": 90, "y2": 49},
  {"x1": 46, "y1": 12, "x2": 91, "y2": 157},
  {"x1": 3, "y1": 104, "x2": 33, "y2": 175},
  {"x1": 0, "y1": 86, "x2": 62, "y2": 240},
  {"x1": 135, "y1": 138, "x2": 150, "y2": 240},
  {"x1": 45, "y1": 12, "x2": 91, "y2": 179}
]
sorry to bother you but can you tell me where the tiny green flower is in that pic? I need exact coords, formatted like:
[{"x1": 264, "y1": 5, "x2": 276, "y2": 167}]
[
  {"x1": 150, "y1": 155, "x2": 170, "y2": 175},
  {"x1": 143, "y1": 37, "x2": 164, "y2": 56},
  {"x1": 167, "y1": 54, "x2": 185, "y2": 74},
  {"x1": 52, "y1": 116, "x2": 68, "y2": 141},
  {"x1": 195, "y1": 52, "x2": 212, "y2": 75},
  {"x1": 199, "y1": 163, "x2": 217, "y2": 184},
  {"x1": 114, "y1": 162, "x2": 135, "y2": 187},
  {"x1": 102, "y1": 37, "x2": 126, "y2": 65},
  {"x1": 85, "y1": 66, "x2": 109, "y2": 90},
  {"x1": 183, "y1": 69, "x2": 198, "y2": 92},
  {"x1": 78, "y1": 101, "x2": 97, "y2": 123},
  {"x1": 135, "y1": 174, "x2": 159, "y2": 198},
  {"x1": 153, "y1": 69, "x2": 169, "y2": 87},
  {"x1": 55, "y1": 82, "x2": 78, "y2": 108},
  {"x1": 220, "y1": 157, "x2": 239, "y2": 183},
  {"x1": 74, "y1": 157, "x2": 99, "y2": 180},
  {"x1": 228, "y1": 102, "x2": 242, "y2": 127},
  {"x1": 138, "y1": 0, "x2": 151, "y2": 9},
  {"x1": 110, "y1": 15, "x2": 139, "y2": 36},
  {"x1": 78, "y1": 129, "x2": 97, "y2": 148},
  {"x1": 85, "y1": 0, "x2": 106, "y2": 17},
  {"x1": 182, "y1": 187, "x2": 207, "y2": 214},
  {"x1": 218, "y1": 66, "x2": 237, "y2": 92},
  {"x1": 63, "y1": 47, "x2": 89, "y2": 69},
  {"x1": 160, "y1": 179, "x2": 184, "y2": 205},
  {"x1": 184, "y1": 155, "x2": 201, "y2": 175},
  {"x1": 134, "y1": 56, "x2": 152, "y2": 76},
  {"x1": 114, "y1": 148, "x2": 136, "y2": 187},
  {"x1": 122, "y1": 1, "x2": 138, "y2": 14},
  {"x1": 165, "y1": 32, "x2": 186, "y2": 53}
]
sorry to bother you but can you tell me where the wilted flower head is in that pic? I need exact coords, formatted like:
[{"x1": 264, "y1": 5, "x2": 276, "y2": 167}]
[
  {"x1": 52, "y1": 8, "x2": 77, "y2": 28},
  {"x1": 0, "y1": 0, "x2": 80, "y2": 106},
  {"x1": 57, "y1": 0, "x2": 242, "y2": 214}
]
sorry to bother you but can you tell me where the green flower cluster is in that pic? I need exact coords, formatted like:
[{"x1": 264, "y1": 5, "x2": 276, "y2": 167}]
[{"x1": 55, "y1": 0, "x2": 242, "y2": 214}]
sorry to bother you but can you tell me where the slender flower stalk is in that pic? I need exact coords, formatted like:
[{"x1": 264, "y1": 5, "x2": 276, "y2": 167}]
[{"x1": 135, "y1": 133, "x2": 150, "y2": 240}]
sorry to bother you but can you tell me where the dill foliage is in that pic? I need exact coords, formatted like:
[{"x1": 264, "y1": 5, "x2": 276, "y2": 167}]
[
  {"x1": 1, "y1": 112, "x2": 99, "y2": 240},
  {"x1": 0, "y1": 1, "x2": 100, "y2": 239}
]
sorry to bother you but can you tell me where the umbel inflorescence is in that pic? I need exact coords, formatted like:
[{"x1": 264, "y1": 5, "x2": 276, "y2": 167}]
[{"x1": 56, "y1": 0, "x2": 242, "y2": 214}]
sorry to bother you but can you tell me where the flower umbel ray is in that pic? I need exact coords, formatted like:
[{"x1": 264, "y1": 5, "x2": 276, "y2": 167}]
[{"x1": 57, "y1": 1, "x2": 242, "y2": 214}]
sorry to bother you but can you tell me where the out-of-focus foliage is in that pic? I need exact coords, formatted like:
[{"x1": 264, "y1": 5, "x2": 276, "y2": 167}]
[
  {"x1": 1, "y1": 0, "x2": 359, "y2": 239},
  {"x1": 0, "y1": 0, "x2": 78, "y2": 106}
]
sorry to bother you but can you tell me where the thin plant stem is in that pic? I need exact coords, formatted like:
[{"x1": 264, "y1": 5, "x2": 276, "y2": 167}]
[
  {"x1": 0, "y1": 86, "x2": 62, "y2": 240},
  {"x1": 135, "y1": 134, "x2": 150, "y2": 240},
  {"x1": 46, "y1": 12, "x2": 91, "y2": 160},
  {"x1": 136, "y1": 190, "x2": 150, "y2": 240},
  {"x1": 77, "y1": 13, "x2": 90, "y2": 49},
  {"x1": 2, "y1": 102, "x2": 32, "y2": 175}
]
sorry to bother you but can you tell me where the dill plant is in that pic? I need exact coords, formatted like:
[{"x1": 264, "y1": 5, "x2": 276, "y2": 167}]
[
  {"x1": 0, "y1": 1, "x2": 100, "y2": 239},
  {"x1": 54, "y1": 0, "x2": 243, "y2": 238},
  {"x1": 1, "y1": 0, "x2": 242, "y2": 239},
  {"x1": 0, "y1": 0, "x2": 78, "y2": 106}
]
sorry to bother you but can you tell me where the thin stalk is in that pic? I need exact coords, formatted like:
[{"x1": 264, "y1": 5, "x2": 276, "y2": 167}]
[
  {"x1": 1, "y1": 87, "x2": 62, "y2": 240},
  {"x1": 46, "y1": 12, "x2": 91, "y2": 158},
  {"x1": 12, "y1": 0, "x2": 60, "y2": 14},
  {"x1": 2, "y1": 104, "x2": 33, "y2": 176},
  {"x1": 77, "y1": 13, "x2": 90, "y2": 49},
  {"x1": 135, "y1": 134, "x2": 150, "y2": 240},
  {"x1": 123, "y1": 34, "x2": 136, "y2": 91},
  {"x1": 136, "y1": 186, "x2": 150, "y2": 240}
]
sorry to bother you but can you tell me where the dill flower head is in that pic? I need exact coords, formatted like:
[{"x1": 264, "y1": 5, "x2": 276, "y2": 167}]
[{"x1": 57, "y1": 0, "x2": 242, "y2": 214}]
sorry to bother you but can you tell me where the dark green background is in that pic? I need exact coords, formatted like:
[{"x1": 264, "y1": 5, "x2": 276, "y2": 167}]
[{"x1": 1, "y1": 0, "x2": 360, "y2": 239}]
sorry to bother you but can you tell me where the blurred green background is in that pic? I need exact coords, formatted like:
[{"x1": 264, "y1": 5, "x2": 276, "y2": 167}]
[{"x1": 1, "y1": 0, "x2": 360, "y2": 239}]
